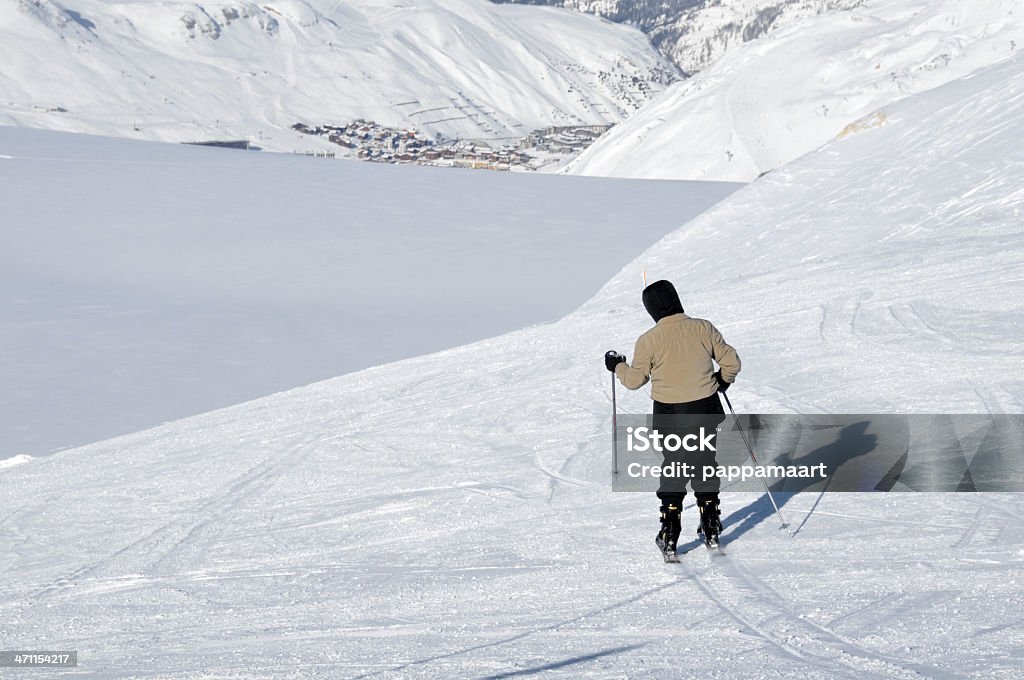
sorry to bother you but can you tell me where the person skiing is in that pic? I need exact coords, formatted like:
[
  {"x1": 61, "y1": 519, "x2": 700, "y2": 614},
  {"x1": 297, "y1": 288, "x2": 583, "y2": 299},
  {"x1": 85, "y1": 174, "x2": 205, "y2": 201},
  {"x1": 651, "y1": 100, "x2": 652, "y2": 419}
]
[{"x1": 605, "y1": 279, "x2": 740, "y2": 556}]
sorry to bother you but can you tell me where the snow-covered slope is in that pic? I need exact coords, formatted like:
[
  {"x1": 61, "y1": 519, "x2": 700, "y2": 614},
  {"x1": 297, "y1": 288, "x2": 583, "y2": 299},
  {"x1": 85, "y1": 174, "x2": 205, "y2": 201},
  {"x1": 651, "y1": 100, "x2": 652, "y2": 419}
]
[
  {"x1": 658, "y1": 0, "x2": 865, "y2": 74},
  {"x1": 0, "y1": 126, "x2": 737, "y2": 459},
  {"x1": 496, "y1": 0, "x2": 864, "y2": 74},
  {"x1": 566, "y1": 0, "x2": 1024, "y2": 181},
  {"x1": 0, "y1": 0, "x2": 675, "y2": 150},
  {"x1": 2, "y1": 37, "x2": 1023, "y2": 680}
]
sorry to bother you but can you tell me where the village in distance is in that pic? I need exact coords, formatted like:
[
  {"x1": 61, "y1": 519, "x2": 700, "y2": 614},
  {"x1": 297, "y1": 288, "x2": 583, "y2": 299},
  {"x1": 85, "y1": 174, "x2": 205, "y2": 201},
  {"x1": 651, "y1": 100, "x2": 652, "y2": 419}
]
[{"x1": 289, "y1": 119, "x2": 612, "y2": 171}]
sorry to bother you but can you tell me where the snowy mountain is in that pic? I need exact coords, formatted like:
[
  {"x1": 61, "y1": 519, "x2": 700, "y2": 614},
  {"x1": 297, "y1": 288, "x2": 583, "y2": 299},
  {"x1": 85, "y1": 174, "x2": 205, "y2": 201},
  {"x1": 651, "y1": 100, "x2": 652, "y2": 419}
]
[
  {"x1": 494, "y1": 0, "x2": 864, "y2": 74},
  {"x1": 2, "y1": 31, "x2": 1022, "y2": 680},
  {"x1": 565, "y1": 0, "x2": 1024, "y2": 181},
  {"x1": 0, "y1": 0, "x2": 676, "y2": 150}
]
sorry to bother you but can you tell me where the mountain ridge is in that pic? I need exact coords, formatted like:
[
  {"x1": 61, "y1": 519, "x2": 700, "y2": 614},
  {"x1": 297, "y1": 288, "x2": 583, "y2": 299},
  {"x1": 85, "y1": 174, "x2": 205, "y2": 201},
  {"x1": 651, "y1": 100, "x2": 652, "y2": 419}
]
[
  {"x1": 492, "y1": 0, "x2": 864, "y2": 74},
  {"x1": 0, "y1": 0, "x2": 676, "y2": 151},
  {"x1": 564, "y1": 0, "x2": 1024, "y2": 181}
]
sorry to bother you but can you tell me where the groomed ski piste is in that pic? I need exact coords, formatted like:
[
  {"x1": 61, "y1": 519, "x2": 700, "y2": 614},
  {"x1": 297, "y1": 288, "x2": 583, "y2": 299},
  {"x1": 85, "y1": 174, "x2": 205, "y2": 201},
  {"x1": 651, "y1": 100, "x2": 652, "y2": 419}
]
[{"x1": 3, "y1": 48, "x2": 1024, "y2": 680}]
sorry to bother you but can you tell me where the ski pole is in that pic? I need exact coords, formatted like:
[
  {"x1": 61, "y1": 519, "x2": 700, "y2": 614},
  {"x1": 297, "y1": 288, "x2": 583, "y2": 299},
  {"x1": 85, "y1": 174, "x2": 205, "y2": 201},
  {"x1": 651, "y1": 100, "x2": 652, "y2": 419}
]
[
  {"x1": 612, "y1": 373, "x2": 619, "y2": 475},
  {"x1": 721, "y1": 391, "x2": 791, "y2": 534}
]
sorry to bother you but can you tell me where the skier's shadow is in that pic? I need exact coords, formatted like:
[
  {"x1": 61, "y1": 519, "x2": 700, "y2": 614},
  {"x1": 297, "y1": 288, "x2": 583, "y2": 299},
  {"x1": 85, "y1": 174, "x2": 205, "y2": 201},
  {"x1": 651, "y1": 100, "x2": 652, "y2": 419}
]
[{"x1": 676, "y1": 421, "x2": 878, "y2": 550}]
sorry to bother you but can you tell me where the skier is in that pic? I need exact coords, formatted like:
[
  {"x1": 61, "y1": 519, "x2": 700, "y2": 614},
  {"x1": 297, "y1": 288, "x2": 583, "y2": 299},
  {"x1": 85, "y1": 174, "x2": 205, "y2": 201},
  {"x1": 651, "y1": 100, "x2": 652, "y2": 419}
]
[{"x1": 605, "y1": 279, "x2": 740, "y2": 557}]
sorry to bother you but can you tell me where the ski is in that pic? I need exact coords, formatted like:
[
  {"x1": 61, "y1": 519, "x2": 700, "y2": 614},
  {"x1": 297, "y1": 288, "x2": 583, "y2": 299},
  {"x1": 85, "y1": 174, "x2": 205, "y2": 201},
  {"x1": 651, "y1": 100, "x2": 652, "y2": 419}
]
[
  {"x1": 655, "y1": 537, "x2": 680, "y2": 563},
  {"x1": 697, "y1": 503, "x2": 723, "y2": 553},
  {"x1": 700, "y1": 522, "x2": 724, "y2": 557}
]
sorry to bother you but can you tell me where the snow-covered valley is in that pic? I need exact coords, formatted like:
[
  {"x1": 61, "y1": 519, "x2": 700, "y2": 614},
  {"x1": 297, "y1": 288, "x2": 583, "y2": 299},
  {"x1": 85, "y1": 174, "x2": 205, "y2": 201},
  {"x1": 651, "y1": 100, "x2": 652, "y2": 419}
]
[{"x1": 495, "y1": 0, "x2": 865, "y2": 74}]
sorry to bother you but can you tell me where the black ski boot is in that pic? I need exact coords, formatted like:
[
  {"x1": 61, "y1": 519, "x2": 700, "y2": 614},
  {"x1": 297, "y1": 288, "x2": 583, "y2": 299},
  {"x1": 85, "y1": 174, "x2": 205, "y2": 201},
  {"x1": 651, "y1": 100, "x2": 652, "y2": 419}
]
[
  {"x1": 656, "y1": 503, "x2": 682, "y2": 562},
  {"x1": 697, "y1": 498, "x2": 722, "y2": 549}
]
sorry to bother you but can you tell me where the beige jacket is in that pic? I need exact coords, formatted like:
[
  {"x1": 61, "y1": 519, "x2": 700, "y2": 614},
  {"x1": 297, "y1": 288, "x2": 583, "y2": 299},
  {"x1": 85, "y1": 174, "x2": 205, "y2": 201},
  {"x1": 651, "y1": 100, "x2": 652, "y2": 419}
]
[{"x1": 615, "y1": 313, "x2": 741, "y2": 403}]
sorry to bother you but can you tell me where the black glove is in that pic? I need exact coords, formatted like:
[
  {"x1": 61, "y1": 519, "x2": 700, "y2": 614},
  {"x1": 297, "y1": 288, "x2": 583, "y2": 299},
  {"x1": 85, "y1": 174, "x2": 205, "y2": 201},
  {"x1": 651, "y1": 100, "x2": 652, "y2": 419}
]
[
  {"x1": 605, "y1": 351, "x2": 626, "y2": 372},
  {"x1": 714, "y1": 370, "x2": 731, "y2": 392}
]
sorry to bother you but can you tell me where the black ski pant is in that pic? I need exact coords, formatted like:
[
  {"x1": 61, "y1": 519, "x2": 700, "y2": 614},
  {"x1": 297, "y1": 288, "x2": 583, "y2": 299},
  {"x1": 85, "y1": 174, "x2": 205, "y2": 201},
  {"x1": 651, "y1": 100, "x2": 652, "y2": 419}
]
[{"x1": 652, "y1": 392, "x2": 726, "y2": 506}]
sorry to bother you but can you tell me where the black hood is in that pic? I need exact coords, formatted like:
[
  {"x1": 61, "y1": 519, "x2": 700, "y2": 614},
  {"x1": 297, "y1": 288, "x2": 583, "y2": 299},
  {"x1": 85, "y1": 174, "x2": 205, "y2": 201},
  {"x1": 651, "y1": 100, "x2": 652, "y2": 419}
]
[{"x1": 642, "y1": 280, "x2": 684, "y2": 322}]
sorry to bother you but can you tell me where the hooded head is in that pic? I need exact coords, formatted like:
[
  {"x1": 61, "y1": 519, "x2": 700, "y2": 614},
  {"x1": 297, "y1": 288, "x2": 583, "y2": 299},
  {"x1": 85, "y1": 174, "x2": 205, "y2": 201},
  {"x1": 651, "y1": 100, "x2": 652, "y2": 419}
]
[{"x1": 642, "y1": 280, "x2": 684, "y2": 322}]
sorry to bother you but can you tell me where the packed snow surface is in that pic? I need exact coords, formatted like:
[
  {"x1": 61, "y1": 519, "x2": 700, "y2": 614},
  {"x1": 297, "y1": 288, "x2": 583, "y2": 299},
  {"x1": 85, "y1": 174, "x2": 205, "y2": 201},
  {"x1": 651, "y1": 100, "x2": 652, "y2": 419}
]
[
  {"x1": 566, "y1": 0, "x2": 1024, "y2": 181},
  {"x1": 0, "y1": 126, "x2": 738, "y2": 459},
  {"x1": 0, "y1": 454, "x2": 33, "y2": 469},
  {"x1": 0, "y1": 0, "x2": 675, "y2": 150},
  {"x1": 3, "y1": 36, "x2": 1024, "y2": 680}
]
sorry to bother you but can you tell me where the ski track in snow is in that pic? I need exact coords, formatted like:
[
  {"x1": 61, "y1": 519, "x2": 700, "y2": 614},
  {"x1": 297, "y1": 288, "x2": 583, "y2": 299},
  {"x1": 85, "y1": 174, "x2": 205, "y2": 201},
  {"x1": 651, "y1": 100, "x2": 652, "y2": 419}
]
[
  {"x1": 36, "y1": 431, "x2": 319, "y2": 595},
  {"x1": 687, "y1": 551, "x2": 950, "y2": 680}
]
